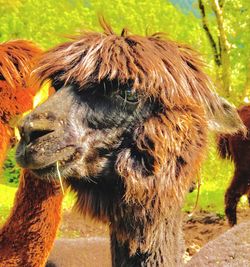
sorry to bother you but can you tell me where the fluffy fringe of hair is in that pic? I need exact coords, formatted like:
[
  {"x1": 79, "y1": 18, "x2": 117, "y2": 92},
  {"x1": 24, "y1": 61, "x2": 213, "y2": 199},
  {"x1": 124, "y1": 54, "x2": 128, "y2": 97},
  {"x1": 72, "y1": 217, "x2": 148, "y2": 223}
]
[{"x1": 32, "y1": 20, "x2": 231, "y2": 125}]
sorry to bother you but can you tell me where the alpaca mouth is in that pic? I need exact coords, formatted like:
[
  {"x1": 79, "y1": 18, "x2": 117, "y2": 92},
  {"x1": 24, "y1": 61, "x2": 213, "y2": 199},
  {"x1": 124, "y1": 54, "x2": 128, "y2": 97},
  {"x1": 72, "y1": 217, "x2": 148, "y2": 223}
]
[
  {"x1": 16, "y1": 138, "x2": 76, "y2": 171},
  {"x1": 29, "y1": 147, "x2": 80, "y2": 180},
  {"x1": 31, "y1": 163, "x2": 57, "y2": 178},
  {"x1": 31, "y1": 160, "x2": 65, "y2": 179},
  {"x1": 23, "y1": 146, "x2": 78, "y2": 179}
]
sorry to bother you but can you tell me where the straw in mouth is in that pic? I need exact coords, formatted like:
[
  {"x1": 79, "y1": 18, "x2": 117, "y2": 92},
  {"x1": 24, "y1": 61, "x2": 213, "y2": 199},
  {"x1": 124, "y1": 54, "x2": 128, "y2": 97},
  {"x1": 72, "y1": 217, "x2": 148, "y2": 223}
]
[{"x1": 56, "y1": 161, "x2": 65, "y2": 195}]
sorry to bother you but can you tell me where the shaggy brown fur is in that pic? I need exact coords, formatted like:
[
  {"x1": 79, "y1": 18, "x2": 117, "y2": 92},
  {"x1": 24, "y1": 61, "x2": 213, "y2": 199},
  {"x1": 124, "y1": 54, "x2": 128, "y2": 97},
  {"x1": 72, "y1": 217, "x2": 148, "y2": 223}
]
[
  {"x1": 17, "y1": 21, "x2": 244, "y2": 266},
  {"x1": 0, "y1": 40, "x2": 63, "y2": 267},
  {"x1": 217, "y1": 104, "x2": 250, "y2": 227},
  {"x1": 0, "y1": 40, "x2": 41, "y2": 169},
  {"x1": 0, "y1": 170, "x2": 63, "y2": 267},
  {"x1": 34, "y1": 24, "x2": 243, "y2": 135}
]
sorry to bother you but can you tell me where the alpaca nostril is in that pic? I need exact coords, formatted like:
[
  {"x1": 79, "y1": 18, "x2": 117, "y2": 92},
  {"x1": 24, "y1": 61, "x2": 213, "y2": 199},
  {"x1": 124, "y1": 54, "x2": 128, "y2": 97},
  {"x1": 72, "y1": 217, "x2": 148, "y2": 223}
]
[
  {"x1": 29, "y1": 130, "x2": 54, "y2": 143},
  {"x1": 17, "y1": 117, "x2": 56, "y2": 144}
]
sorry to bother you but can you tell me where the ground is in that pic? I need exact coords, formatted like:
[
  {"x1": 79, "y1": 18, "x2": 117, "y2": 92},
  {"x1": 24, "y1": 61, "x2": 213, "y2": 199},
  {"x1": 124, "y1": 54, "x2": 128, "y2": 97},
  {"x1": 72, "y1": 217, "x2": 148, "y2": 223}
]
[
  {"x1": 59, "y1": 207, "x2": 250, "y2": 261},
  {"x1": 183, "y1": 208, "x2": 250, "y2": 260}
]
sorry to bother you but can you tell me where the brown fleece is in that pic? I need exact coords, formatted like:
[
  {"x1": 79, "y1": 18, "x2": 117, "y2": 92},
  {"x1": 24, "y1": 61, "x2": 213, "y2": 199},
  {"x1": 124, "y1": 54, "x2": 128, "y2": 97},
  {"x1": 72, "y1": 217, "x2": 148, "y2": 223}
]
[
  {"x1": 0, "y1": 170, "x2": 63, "y2": 267},
  {"x1": 217, "y1": 104, "x2": 250, "y2": 226},
  {"x1": 0, "y1": 40, "x2": 41, "y2": 170}
]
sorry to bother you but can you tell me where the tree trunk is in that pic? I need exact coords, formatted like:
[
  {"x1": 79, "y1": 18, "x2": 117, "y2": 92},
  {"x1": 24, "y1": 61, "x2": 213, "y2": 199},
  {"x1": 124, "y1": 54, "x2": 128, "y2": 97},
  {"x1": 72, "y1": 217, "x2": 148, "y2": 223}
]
[
  {"x1": 198, "y1": 0, "x2": 221, "y2": 67},
  {"x1": 211, "y1": 0, "x2": 231, "y2": 98}
]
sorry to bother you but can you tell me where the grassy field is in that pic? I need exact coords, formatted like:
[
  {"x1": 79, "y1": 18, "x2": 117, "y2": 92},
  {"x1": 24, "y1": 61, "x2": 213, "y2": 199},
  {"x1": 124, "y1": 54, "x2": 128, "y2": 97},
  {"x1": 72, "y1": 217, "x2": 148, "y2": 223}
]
[
  {"x1": 184, "y1": 135, "x2": 248, "y2": 215},
  {"x1": 0, "y1": 135, "x2": 248, "y2": 226}
]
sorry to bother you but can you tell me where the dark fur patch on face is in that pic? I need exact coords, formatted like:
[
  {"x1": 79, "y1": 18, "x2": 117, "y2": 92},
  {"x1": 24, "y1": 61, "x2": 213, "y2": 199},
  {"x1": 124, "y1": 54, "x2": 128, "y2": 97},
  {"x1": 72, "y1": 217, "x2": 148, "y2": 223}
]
[{"x1": 16, "y1": 81, "x2": 157, "y2": 181}]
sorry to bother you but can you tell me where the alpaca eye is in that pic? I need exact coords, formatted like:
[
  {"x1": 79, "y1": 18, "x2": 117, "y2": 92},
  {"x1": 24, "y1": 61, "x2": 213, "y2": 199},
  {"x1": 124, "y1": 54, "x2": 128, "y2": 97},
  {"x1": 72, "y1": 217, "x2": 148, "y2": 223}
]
[
  {"x1": 118, "y1": 88, "x2": 138, "y2": 103},
  {"x1": 52, "y1": 79, "x2": 64, "y2": 91}
]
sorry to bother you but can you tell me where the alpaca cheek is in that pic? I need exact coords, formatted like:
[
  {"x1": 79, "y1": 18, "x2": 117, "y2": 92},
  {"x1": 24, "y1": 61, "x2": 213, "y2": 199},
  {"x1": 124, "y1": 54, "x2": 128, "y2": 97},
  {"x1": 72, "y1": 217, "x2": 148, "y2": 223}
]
[{"x1": 76, "y1": 150, "x2": 109, "y2": 178}]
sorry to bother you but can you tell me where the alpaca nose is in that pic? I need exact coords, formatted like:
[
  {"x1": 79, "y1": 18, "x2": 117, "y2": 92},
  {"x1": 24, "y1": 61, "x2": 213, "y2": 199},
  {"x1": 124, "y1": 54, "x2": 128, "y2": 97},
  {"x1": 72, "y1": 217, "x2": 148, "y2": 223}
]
[{"x1": 18, "y1": 120, "x2": 54, "y2": 144}]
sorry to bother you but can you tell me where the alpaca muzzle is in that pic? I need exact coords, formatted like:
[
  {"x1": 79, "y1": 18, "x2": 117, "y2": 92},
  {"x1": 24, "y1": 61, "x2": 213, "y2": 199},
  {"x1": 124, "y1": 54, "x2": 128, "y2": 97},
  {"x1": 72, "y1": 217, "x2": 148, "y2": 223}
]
[{"x1": 16, "y1": 113, "x2": 75, "y2": 171}]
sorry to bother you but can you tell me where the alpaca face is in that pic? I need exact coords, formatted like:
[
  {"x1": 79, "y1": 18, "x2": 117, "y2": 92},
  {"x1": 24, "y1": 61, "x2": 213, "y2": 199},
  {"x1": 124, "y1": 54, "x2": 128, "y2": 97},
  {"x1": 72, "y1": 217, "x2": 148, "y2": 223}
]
[
  {"x1": 16, "y1": 27, "x2": 244, "y2": 198},
  {"x1": 16, "y1": 81, "x2": 155, "y2": 181}
]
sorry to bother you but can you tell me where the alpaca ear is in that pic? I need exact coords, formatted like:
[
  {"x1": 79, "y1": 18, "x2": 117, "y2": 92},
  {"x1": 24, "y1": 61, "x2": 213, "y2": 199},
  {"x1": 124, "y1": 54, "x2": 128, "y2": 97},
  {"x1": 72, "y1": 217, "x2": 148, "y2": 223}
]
[{"x1": 206, "y1": 96, "x2": 246, "y2": 135}]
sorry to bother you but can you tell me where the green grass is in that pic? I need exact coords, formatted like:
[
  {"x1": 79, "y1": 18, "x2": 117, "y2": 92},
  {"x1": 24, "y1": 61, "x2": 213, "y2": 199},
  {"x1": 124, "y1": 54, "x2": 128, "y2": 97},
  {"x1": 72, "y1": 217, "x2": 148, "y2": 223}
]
[
  {"x1": 0, "y1": 134, "x2": 248, "y2": 226},
  {"x1": 0, "y1": 184, "x2": 17, "y2": 225},
  {"x1": 183, "y1": 134, "x2": 248, "y2": 215},
  {"x1": 183, "y1": 135, "x2": 233, "y2": 215}
]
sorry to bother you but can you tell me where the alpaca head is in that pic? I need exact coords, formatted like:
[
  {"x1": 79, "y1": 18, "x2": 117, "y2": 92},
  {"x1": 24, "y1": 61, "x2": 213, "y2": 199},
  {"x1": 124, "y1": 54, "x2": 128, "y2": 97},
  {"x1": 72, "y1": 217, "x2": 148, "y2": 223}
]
[
  {"x1": 0, "y1": 40, "x2": 41, "y2": 124},
  {"x1": 16, "y1": 23, "x2": 243, "y2": 213},
  {"x1": 0, "y1": 40, "x2": 41, "y2": 170}
]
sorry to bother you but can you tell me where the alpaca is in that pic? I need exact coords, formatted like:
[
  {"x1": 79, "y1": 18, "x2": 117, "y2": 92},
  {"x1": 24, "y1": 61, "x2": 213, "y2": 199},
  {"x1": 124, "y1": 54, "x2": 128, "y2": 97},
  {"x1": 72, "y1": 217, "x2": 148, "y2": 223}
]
[
  {"x1": 0, "y1": 40, "x2": 63, "y2": 267},
  {"x1": 217, "y1": 104, "x2": 250, "y2": 227},
  {"x1": 0, "y1": 170, "x2": 63, "y2": 267},
  {"x1": 0, "y1": 40, "x2": 41, "y2": 170},
  {"x1": 16, "y1": 21, "x2": 244, "y2": 266}
]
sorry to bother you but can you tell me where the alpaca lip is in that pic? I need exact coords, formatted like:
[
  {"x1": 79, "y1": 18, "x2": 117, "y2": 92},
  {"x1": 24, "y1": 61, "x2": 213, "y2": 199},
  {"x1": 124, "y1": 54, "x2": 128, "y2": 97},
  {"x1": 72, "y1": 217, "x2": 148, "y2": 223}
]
[
  {"x1": 31, "y1": 149, "x2": 77, "y2": 179},
  {"x1": 16, "y1": 141, "x2": 76, "y2": 170},
  {"x1": 31, "y1": 163, "x2": 57, "y2": 178},
  {"x1": 29, "y1": 145, "x2": 75, "y2": 169}
]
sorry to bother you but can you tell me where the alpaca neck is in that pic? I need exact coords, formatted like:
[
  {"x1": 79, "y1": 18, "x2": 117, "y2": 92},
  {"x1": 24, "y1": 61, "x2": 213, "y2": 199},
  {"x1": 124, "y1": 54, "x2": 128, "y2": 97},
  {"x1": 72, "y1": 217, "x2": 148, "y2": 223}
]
[
  {"x1": 0, "y1": 170, "x2": 63, "y2": 267},
  {"x1": 110, "y1": 210, "x2": 184, "y2": 267}
]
